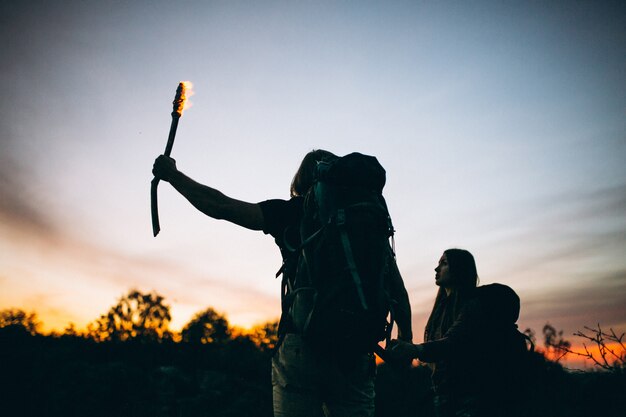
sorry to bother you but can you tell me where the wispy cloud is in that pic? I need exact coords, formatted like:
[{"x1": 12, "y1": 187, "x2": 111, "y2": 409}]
[
  {"x1": 495, "y1": 186, "x2": 626, "y2": 339},
  {"x1": 0, "y1": 208, "x2": 280, "y2": 331},
  {"x1": 0, "y1": 130, "x2": 56, "y2": 235},
  {"x1": 521, "y1": 269, "x2": 626, "y2": 330}
]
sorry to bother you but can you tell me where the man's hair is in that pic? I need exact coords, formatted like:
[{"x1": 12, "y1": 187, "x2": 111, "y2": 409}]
[{"x1": 290, "y1": 149, "x2": 337, "y2": 197}]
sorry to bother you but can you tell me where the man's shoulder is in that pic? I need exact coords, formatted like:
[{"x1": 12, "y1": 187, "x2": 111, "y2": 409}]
[
  {"x1": 259, "y1": 196, "x2": 302, "y2": 211},
  {"x1": 259, "y1": 197, "x2": 303, "y2": 238},
  {"x1": 259, "y1": 197, "x2": 303, "y2": 222}
]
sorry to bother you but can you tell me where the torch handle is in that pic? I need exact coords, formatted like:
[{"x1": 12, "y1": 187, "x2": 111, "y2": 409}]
[
  {"x1": 151, "y1": 178, "x2": 161, "y2": 236},
  {"x1": 164, "y1": 113, "x2": 180, "y2": 156},
  {"x1": 151, "y1": 114, "x2": 181, "y2": 237}
]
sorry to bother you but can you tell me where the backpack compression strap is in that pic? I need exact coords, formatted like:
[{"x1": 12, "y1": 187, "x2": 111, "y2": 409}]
[
  {"x1": 336, "y1": 208, "x2": 369, "y2": 310},
  {"x1": 334, "y1": 201, "x2": 392, "y2": 312}
]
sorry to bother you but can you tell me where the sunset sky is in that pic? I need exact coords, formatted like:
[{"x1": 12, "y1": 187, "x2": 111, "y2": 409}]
[{"x1": 1, "y1": 1, "x2": 625, "y2": 366}]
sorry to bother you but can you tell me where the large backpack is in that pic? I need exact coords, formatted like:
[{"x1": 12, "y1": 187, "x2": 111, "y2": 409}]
[
  {"x1": 474, "y1": 284, "x2": 534, "y2": 355},
  {"x1": 471, "y1": 284, "x2": 535, "y2": 403},
  {"x1": 277, "y1": 152, "x2": 397, "y2": 354}
]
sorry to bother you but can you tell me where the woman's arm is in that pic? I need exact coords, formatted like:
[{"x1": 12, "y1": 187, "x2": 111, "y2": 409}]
[
  {"x1": 153, "y1": 155, "x2": 264, "y2": 231},
  {"x1": 388, "y1": 297, "x2": 483, "y2": 363},
  {"x1": 419, "y1": 298, "x2": 482, "y2": 362}
]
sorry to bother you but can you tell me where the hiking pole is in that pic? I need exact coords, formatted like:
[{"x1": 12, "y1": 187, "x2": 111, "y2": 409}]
[{"x1": 151, "y1": 81, "x2": 193, "y2": 237}]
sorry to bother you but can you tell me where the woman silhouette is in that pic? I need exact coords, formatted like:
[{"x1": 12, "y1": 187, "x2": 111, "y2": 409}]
[{"x1": 390, "y1": 249, "x2": 526, "y2": 417}]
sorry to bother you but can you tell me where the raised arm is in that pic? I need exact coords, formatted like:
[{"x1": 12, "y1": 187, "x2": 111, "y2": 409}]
[{"x1": 152, "y1": 155, "x2": 264, "y2": 231}]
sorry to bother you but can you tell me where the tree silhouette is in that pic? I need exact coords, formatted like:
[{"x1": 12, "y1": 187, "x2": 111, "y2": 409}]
[
  {"x1": 246, "y1": 320, "x2": 279, "y2": 352},
  {"x1": 181, "y1": 307, "x2": 231, "y2": 345},
  {"x1": 86, "y1": 313, "x2": 112, "y2": 342},
  {"x1": 560, "y1": 324, "x2": 625, "y2": 372},
  {"x1": 63, "y1": 322, "x2": 79, "y2": 337},
  {"x1": 523, "y1": 327, "x2": 537, "y2": 346},
  {"x1": 543, "y1": 323, "x2": 571, "y2": 362},
  {"x1": 88, "y1": 289, "x2": 172, "y2": 342},
  {"x1": 0, "y1": 308, "x2": 41, "y2": 335}
]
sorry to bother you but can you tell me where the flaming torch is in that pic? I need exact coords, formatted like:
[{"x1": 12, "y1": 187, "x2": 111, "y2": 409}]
[{"x1": 151, "y1": 81, "x2": 193, "y2": 237}]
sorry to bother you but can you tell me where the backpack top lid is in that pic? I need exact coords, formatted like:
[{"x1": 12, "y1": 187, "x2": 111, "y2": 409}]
[
  {"x1": 316, "y1": 152, "x2": 386, "y2": 192},
  {"x1": 476, "y1": 283, "x2": 520, "y2": 324}
]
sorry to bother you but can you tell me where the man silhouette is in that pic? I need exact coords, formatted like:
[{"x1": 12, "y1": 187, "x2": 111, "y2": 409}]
[{"x1": 152, "y1": 149, "x2": 412, "y2": 417}]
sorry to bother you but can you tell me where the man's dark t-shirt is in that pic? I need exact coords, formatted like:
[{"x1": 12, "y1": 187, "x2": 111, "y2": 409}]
[
  {"x1": 259, "y1": 197, "x2": 303, "y2": 253},
  {"x1": 259, "y1": 197, "x2": 304, "y2": 336}
]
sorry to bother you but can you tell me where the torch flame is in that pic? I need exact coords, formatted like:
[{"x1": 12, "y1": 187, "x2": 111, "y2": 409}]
[{"x1": 173, "y1": 81, "x2": 194, "y2": 117}]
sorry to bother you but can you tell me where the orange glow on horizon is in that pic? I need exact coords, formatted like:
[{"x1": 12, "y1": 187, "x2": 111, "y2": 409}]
[
  {"x1": 559, "y1": 342, "x2": 625, "y2": 370},
  {"x1": 372, "y1": 342, "x2": 625, "y2": 371}
]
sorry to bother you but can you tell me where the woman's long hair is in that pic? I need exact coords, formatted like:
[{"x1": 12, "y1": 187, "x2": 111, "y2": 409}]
[
  {"x1": 424, "y1": 249, "x2": 479, "y2": 342},
  {"x1": 290, "y1": 149, "x2": 337, "y2": 197}
]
